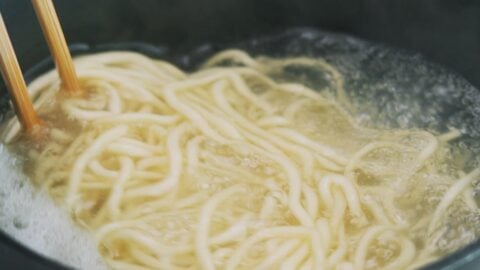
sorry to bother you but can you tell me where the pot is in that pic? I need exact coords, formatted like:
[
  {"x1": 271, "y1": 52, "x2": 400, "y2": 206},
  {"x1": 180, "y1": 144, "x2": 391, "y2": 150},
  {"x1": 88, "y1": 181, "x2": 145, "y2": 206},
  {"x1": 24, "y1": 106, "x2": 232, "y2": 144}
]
[{"x1": 0, "y1": 0, "x2": 479, "y2": 269}]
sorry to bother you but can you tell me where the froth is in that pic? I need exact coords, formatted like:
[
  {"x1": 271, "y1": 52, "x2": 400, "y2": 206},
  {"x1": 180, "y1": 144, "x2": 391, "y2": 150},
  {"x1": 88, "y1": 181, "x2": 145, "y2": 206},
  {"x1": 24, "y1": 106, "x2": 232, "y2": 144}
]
[{"x1": 0, "y1": 144, "x2": 105, "y2": 269}]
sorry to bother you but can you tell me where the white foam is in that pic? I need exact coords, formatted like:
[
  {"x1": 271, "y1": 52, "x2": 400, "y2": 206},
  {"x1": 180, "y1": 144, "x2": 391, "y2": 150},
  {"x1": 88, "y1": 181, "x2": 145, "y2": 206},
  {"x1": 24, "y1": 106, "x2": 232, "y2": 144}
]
[{"x1": 0, "y1": 144, "x2": 106, "y2": 269}]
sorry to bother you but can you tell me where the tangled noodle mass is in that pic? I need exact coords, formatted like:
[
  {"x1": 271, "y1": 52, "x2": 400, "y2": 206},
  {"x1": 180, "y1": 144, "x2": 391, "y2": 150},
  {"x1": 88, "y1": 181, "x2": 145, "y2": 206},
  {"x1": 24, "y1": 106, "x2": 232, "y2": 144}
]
[{"x1": 1, "y1": 50, "x2": 478, "y2": 270}]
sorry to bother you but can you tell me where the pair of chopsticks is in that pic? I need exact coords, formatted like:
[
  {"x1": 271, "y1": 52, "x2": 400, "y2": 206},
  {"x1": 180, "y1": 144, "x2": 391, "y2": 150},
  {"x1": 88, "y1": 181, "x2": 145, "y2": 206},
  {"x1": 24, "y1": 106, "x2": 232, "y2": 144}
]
[{"x1": 0, "y1": 0, "x2": 79, "y2": 135}]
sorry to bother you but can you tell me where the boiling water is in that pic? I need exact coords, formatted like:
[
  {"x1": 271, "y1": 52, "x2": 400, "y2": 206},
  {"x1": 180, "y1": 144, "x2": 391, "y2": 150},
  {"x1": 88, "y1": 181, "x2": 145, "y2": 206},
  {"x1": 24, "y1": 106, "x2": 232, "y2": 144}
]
[
  {"x1": 0, "y1": 28, "x2": 480, "y2": 269},
  {"x1": 0, "y1": 145, "x2": 106, "y2": 269}
]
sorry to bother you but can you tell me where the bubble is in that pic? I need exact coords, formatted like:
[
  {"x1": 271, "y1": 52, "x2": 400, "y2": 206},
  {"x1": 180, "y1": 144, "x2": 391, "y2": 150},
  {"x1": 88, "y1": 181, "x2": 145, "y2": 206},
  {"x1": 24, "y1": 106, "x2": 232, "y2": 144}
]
[
  {"x1": 0, "y1": 145, "x2": 106, "y2": 269},
  {"x1": 12, "y1": 216, "x2": 28, "y2": 229}
]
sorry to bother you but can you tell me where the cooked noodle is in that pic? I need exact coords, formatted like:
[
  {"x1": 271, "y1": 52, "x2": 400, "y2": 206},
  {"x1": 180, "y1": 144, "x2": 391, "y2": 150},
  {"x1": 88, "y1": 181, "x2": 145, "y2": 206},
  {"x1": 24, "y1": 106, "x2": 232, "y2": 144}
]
[{"x1": 1, "y1": 49, "x2": 478, "y2": 269}]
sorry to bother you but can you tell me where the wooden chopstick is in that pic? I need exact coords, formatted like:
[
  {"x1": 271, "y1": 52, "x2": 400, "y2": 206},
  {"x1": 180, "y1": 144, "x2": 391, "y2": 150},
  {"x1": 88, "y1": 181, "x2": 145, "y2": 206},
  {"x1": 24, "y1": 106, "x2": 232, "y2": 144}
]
[
  {"x1": 0, "y1": 14, "x2": 42, "y2": 132},
  {"x1": 32, "y1": 0, "x2": 80, "y2": 94}
]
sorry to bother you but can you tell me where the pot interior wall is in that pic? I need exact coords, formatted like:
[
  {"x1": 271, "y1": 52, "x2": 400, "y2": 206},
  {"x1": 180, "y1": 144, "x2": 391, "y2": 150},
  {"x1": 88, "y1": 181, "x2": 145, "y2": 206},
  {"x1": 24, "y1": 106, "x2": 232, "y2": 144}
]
[{"x1": 1, "y1": 0, "x2": 480, "y2": 88}]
